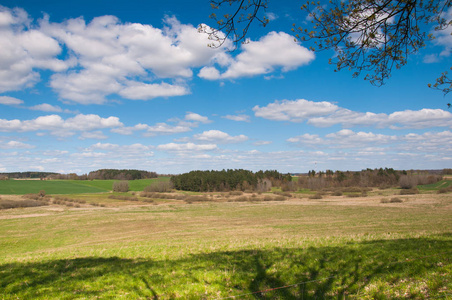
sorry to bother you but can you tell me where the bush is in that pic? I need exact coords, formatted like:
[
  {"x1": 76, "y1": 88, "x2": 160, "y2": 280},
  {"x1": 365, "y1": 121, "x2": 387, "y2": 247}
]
[
  {"x1": 437, "y1": 187, "x2": 452, "y2": 194},
  {"x1": 113, "y1": 181, "x2": 129, "y2": 193},
  {"x1": 381, "y1": 197, "x2": 403, "y2": 203},
  {"x1": 108, "y1": 195, "x2": 139, "y2": 201},
  {"x1": 229, "y1": 191, "x2": 243, "y2": 196},
  {"x1": 273, "y1": 191, "x2": 292, "y2": 197},
  {"x1": 144, "y1": 181, "x2": 173, "y2": 193},
  {"x1": 0, "y1": 199, "x2": 48, "y2": 210},
  {"x1": 390, "y1": 197, "x2": 403, "y2": 203},
  {"x1": 184, "y1": 195, "x2": 209, "y2": 204},
  {"x1": 399, "y1": 188, "x2": 419, "y2": 195},
  {"x1": 309, "y1": 193, "x2": 323, "y2": 199}
]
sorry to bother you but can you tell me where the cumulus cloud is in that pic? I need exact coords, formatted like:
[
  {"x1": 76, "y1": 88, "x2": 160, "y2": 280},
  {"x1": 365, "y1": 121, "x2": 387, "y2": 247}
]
[
  {"x1": 157, "y1": 142, "x2": 218, "y2": 152},
  {"x1": 0, "y1": 6, "x2": 71, "y2": 93},
  {"x1": 185, "y1": 112, "x2": 211, "y2": 123},
  {"x1": 432, "y1": 7, "x2": 452, "y2": 57},
  {"x1": 255, "y1": 99, "x2": 452, "y2": 129},
  {"x1": 0, "y1": 96, "x2": 23, "y2": 105},
  {"x1": 39, "y1": 15, "x2": 224, "y2": 104},
  {"x1": 0, "y1": 114, "x2": 123, "y2": 136},
  {"x1": 143, "y1": 122, "x2": 192, "y2": 136},
  {"x1": 253, "y1": 140, "x2": 272, "y2": 146},
  {"x1": 88, "y1": 142, "x2": 154, "y2": 156},
  {"x1": 253, "y1": 99, "x2": 338, "y2": 122},
  {"x1": 0, "y1": 140, "x2": 35, "y2": 149},
  {"x1": 193, "y1": 130, "x2": 248, "y2": 144},
  {"x1": 222, "y1": 114, "x2": 250, "y2": 122},
  {"x1": 287, "y1": 129, "x2": 452, "y2": 157},
  {"x1": 288, "y1": 130, "x2": 397, "y2": 148},
  {"x1": 79, "y1": 131, "x2": 108, "y2": 140},
  {"x1": 198, "y1": 31, "x2": 315, "y2": 80},
  {"x1": 29, "y1": 103, "x2": 63, "y2": 112}
]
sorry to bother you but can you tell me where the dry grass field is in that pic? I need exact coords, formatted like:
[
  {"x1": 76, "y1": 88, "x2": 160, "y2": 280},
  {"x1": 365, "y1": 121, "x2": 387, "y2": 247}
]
[{"x1": 0, "y1": 188, "x2": 451, "y2": 299}]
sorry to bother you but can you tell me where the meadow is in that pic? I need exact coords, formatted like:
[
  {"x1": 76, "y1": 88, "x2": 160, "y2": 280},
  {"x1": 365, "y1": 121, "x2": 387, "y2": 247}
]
[
  {"x1": 0, "y1": 177, "x2": 170, "y2": 195},
  {"x1": 0, "y1": 180, "x2": 451, "y2": 299}
]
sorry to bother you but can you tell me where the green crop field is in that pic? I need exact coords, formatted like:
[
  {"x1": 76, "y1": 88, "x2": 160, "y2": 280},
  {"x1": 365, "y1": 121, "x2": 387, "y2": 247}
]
[
  {"x1": 418, "y1": 179, "x2": 452, "y2": 191},
  {"x1": 0, "y1": 177, "x2": 170, "y2": 195},
  {"x1": 0, "y1": 190, "x2": 451, "y2": 299}
]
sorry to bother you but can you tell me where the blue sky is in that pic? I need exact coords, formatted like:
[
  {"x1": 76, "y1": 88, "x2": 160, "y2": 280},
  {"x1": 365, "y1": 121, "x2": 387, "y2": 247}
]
[{"x1": 0, "y1": 0, "x2": 451, "y2": 175}]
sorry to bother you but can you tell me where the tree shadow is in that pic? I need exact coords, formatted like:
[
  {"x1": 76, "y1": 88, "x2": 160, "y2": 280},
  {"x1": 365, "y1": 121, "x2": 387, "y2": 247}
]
[{"x1": 1, "y1": 235, "x2": 451, "y2": 299}]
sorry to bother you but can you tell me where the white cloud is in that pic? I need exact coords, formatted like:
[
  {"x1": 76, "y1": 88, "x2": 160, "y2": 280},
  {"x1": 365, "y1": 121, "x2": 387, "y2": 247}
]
[
  {"x1": 432, "y1": 7, "x2": 452, "y2": 57},
  {"x1": 199, "y1": 31, "x2": 314, "y2": 80},
  {"x1": 255, "y1": 99, "x2": 452, "y2": 129},
  {"x1": 157, "y1": 142, "x2": 218, "y2": 152},
  {"x1": 29, "y1": 103, "x2": 62, "y2": 112},
  {"x1": 222, "y1": 114, "x2": 250, "y2": 122},
  {"x1": 0, "y1": 6, "x2": 71, "y2": 93},
  {"x1": 39, "y1": 14, "x2": 223, "y2": 104},
  {"x1": 253, "y1": 140, "x2": 272, "y2": 146},
  {"x1": 118, "y1": 81, "x2": 189, "y2": 100},
  {"x1": 0, "y1": 140, "x2": 34, "y2": 149},
  {"x1": 89, "y1": 142, "x2": 154, "y2": 156},
  {"x1": 253, "y1": 99, "x2": 338, "y2": 122},
  {"x1": 288, "y1": 130, "x2": 396, "y2": 148},
  {"x1": 79, "y1": 131, "x2": 108, "y2": 140},
  {"x1": 0, "y1": 96, "x2": 23, "y2": 105},
  {"x1": 143, "y1": 122, "x2": 192, "y2": 136},
  {"x1": 193, "y1": 130, "x2": 248, "y2": 144},
  {"x1": 185, "y1": 112, "x2": 211, "y2": 123},
  {"x1": 0, "y1": 113, "x2": 123, "y2": 136}
]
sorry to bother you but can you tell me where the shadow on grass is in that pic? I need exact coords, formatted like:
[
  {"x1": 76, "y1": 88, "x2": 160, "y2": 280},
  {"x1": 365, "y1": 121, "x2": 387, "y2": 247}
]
[{"x1": 1, "y1": 235, "x2": 451, "y2": 299}]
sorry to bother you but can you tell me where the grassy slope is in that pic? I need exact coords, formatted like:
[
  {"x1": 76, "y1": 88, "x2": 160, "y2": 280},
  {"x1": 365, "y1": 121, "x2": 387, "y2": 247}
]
[
  {"x1": 0, "y1": 193, "x2": 451, "y2": 299},
  {"x1": 0, "y1": 177, "x2": 170, "y2": 195}
]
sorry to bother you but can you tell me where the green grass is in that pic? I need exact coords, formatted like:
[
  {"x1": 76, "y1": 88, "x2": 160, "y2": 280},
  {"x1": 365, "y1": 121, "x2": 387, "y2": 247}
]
[
  {"x1": 0, "y1": 192, "x2": 451, "y2": 299},
  {"x1": 418, "y1": 179, "x2": 452, "y2": 191},
  {"x1": 0, "y1": 177, "x2": 170, "y2": 195}
]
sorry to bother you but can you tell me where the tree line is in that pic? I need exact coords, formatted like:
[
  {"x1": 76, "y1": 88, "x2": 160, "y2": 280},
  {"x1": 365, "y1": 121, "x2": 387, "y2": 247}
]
[
  {"x1": 294, "y1": 168, "x2": 443, "y2": 191},
  {"x1": 170, "y1": 169, "x2": 292, "y2": 192}
]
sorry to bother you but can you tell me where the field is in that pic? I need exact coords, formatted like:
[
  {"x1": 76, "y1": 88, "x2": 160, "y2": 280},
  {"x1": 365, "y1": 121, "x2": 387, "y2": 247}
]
[
  {"x1": 0, "y1": 183, "x2": 451, "y2": 299},
  {"x1": 0, "y1": 177, "x2": 170, "y2": 195}
]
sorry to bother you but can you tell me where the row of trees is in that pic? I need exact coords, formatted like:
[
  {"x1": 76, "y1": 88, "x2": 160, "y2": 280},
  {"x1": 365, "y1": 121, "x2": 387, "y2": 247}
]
[
  {"x1": 86, "y1": 169, "x2": 157, "y2": 180},
  {"x1": 47, "y1": 169, "x2": 158, "y2": 180},
  {"x1": 170, "y1": 169, "x2": 292, "y2": 192},
  {"x1": 0, "y1": 172, "x2": 58, "y2": 179},
  {"x1": 295, "y1": 168, "x2": 442, "y2": 190}
]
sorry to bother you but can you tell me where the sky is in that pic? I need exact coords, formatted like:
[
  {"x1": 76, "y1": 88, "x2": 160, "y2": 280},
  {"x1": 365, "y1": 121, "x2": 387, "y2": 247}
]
[{"x1": 0, "y1": 0, "x2": 451, "y2": 175}]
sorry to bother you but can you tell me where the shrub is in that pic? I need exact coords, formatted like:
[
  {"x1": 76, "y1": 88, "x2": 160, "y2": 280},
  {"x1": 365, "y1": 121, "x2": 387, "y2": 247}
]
[
  {"x1": 229, "y1": 196, "x2": 251, "y2": 202},
  {"x1": 399, "y1": 175, "x2": 418, "y2": 189},
  {"x1": 347, "y1": 193, "x2": 361, "y2": 198},
  {"x1": 184, "y1": 195, "x2": 209, "y2": 204},
  {"x1": 438, "y1": 187, "x2": 451, "y2": 194},
  {"x1": 390, "y1": 197, "x2": 403, "y2": 203},
  {"x1": 229, "y1": 191, "x2": 243, "y2": 196},
  {"x1": 144, "y1": 181, "x2": 173, "y2": 193},
  {"x1": 331, "y1": 191, "x2": 343, "y2": 196},
  {"x1": 113, "y1": 181, "x2": 129, "y2": 193},
  {"x1": 108, "y1": 195, "x2": 139, "y2": 201},
  {"x1": 22, "y1": 193, "x2": 40, "y2": 200},
  {"x1": 399, "y1": 188, "x2": 419, "y2": 195},
  {"x1": 309, "y1": 193, "x2": 323, "y2": 199},
  {"x1": 0, "y1": 199, "x2": 48, "y2": 210}
]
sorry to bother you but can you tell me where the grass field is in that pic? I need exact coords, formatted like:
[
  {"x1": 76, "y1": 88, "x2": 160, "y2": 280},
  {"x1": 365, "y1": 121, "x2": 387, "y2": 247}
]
[
  {"x1": 418, "y1": 179, "x2": 452, "y2": 191},
  {"x1": 0, "y1": 188, "x2": 451, "y2": 299},
  {"x1": 0, "y1": 177, "x2": 170, "y2": 195}
]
